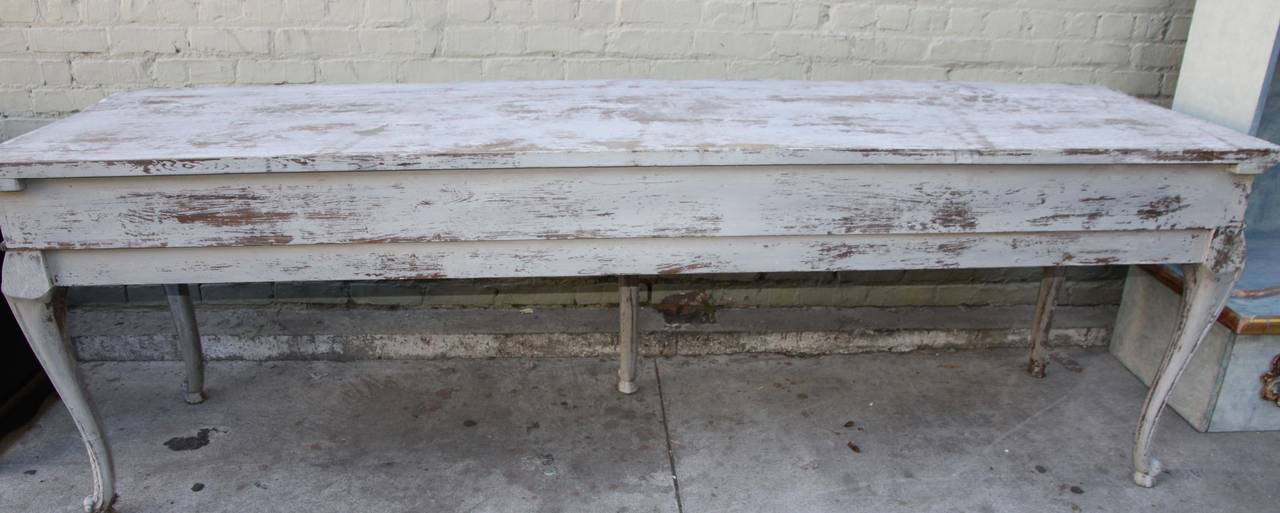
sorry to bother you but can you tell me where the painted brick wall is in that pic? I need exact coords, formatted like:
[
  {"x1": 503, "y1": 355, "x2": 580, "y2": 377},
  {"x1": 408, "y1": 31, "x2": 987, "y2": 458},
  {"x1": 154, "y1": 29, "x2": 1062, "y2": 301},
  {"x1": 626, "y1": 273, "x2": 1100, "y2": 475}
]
[{"x1": 0, "y1": 0, "x2": 1194, "y2": 139}]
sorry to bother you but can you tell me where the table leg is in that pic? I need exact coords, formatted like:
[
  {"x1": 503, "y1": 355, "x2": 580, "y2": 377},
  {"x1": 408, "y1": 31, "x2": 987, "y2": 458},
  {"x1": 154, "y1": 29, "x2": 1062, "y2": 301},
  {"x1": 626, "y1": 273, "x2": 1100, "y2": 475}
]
[
  {"x1": 618, "y1": 275, "x2": 640, "y2": 394},
  {"x1": 1027, "y1": 266, "x2": 1066, "y2": 378},
  {"x1": 4, "y1": 251, "x2": 116, "y2": 512},
  {"x1": 1131, "y1": 232, "x2": 1244, "y2": 487},
  {"x1": 164, "y1": 284, "x2": 205, "y2": 404}
]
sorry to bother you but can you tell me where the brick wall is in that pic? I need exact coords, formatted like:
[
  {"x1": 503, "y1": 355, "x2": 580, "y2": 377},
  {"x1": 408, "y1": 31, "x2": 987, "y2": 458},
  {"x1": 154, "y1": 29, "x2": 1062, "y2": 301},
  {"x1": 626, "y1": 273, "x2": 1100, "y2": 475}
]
[{"x1": 0, "y1": 0, "x2": 1194, "y2": 139}]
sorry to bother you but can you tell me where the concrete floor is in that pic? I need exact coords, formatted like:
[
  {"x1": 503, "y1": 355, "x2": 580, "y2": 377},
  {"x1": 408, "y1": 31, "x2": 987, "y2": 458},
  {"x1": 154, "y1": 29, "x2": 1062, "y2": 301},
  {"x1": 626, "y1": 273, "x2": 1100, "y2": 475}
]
[{"x1": 1, "y1": 349, "x2": 1277, "y2": 513}]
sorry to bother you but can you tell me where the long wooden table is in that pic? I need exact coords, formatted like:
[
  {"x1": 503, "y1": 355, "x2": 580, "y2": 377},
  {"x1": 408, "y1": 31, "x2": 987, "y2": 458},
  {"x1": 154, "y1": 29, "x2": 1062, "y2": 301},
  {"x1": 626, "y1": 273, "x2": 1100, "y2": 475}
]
[{"x1": 1, "y1": 80, "x2": 1276, "y2": 512}]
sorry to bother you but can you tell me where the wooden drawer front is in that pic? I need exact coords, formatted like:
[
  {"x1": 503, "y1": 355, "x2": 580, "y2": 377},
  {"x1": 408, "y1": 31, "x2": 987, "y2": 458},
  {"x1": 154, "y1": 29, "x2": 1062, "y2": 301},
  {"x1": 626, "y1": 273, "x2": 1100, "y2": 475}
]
[{"x1": 0, "y1": 165, "x2": 1247, "y2": 250}]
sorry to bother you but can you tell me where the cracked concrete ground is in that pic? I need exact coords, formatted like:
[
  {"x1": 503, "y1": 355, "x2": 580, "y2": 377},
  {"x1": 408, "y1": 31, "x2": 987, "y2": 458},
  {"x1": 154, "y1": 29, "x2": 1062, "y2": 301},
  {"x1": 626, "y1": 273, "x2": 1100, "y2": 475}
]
[{"x1": 1, "y1": 349, "x2": 1277, "y2": 512}]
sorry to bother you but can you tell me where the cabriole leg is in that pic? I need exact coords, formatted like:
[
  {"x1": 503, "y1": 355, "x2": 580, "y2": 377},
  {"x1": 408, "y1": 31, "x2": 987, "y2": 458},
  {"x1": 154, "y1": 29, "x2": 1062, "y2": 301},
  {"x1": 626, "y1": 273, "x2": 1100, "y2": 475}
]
[
  {"x1": 1132, "y1": 232, "x2": 1243, "y2": 488},
  {"x1": 164, "y1": 284, "x2": 205, "y2": 404},
  {"x1": 617, "y1": 275, "x2": 640, "y2": 394},
  {"x1": 1027, "y1": 266, "x2": 1066, "y2": 378},
  {"x1": 4, "y1": 251, "x2": 116, "y2": 512}
]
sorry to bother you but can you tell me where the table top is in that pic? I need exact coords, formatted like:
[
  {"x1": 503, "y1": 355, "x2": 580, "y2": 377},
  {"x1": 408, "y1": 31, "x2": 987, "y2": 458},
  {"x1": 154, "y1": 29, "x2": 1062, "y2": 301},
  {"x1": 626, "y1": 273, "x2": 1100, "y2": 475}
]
[{"x1": 1, "y1": 80, "x2": 1277, "y2": 178}]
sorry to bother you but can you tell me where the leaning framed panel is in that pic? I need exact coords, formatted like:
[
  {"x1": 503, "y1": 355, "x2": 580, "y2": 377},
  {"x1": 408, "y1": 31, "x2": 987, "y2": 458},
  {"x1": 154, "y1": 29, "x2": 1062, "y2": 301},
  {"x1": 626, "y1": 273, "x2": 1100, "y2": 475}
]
[{"x1": 1, "y1": 81, "x2": 1276, "y2": 512}]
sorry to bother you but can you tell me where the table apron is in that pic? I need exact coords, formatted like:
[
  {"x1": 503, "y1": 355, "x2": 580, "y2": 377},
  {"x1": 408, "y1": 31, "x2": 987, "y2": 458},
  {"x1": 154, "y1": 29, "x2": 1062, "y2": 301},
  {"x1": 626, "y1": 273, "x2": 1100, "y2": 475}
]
[{"x1": 39, "y1": 230, "x2": 1213, "y2": 287}]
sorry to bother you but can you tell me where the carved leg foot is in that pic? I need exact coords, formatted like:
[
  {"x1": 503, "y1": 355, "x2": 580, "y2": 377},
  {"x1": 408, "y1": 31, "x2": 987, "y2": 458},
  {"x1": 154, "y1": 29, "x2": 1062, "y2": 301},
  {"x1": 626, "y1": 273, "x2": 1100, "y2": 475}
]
[
  {"x1": 618, "y1": 276, "x2": 640, "y2": 394},
  {"x1": 1027, "y1": 266, "x2": 1065, "y2": 378},
  {"x1": 1132, "y1": 233, "x2": 1243, "y2": 487},
  {"x1": 164, "y1": 284, "x2": 206, "y2": 404},
  {"x1": 4, "y1": 252, "x2": 116, "y2": 512}
]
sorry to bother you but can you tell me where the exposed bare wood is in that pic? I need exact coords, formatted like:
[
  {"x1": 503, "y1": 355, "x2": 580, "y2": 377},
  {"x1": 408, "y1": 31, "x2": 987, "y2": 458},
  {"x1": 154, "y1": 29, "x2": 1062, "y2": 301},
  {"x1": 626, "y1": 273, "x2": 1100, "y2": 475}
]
[{"x1": 618, "y1": 276, "x2": 640, "y2": 394}]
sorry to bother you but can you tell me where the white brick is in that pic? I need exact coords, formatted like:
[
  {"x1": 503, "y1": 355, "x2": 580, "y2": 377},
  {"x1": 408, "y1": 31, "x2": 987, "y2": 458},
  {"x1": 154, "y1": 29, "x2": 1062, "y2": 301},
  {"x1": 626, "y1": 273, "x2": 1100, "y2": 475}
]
[
  {"x1": 577, "y1": 0, "x2": 613, "y2": 23},
  {"x1": 109, "y1": 27, "x2": 187, "y2": 54},
  {"x1": 482, "y1": 57, "x2": 563, "y2": 79},
  {"x1": 187, "y1": 59, "x2": 237, "y2": 83},
  {"x1": 275, "y1": 29, "x2": 361, "y2": 56},
  {"x1": 875, "y1": 36, "x2": 929, "y2": 62},
  {"x1": 692, "y1": 31, "x2": 771, "y2": 58},
  {"x1": 727, "y1": 59, "x2": 806, "y2": 79},
  {"x1": 0, "y1": 0, "x2": 37, "y2": 23},
  {"x1": 869, "y1": 65, "x2": 948, "y2": 80},
  {"x1": 29, "y1": 28, "x2": 108, "y2": 52},
  {"x1": 79, "y1": 0, "x2": 119, "y2": 23},
  {"x1": 983, "y1": 11, "x2": 1023, "y2": 37},
  {"x1": 619, "y1": 1, "x2": 700, "y2": 24},
  {"x1": 38, "y1": 0, "x2": 80, "y2": 23},
  {"x1": 1063, "y1": 14, "x2": 1097, "y2": 38},
  {"x1": 367, "y1": 0, "x2": 412, "y2": 26},
  {"x1": 989, "y1": 40, "x2": 1056, "y2": 67},
  {"x1": 609, "y1": 29, "x2": 692, "y2": 56},
  {"x1": 198, "y1": 1, "x2": 241, "y2": 23},
  {"x1": 1056, "y1": 41, "x2": 1129, "y2": 65},
  {"x1": 189, "y1": 28, "x2": 271, "y2": 54},
  {"x1": 492, "y1": 0, "x2": 530, "y2": 21},
  {"x1": 909, "y1": 8, "x2": 949, "y2": 33},
  {"x1": 398, "y1": 58, "x2": 483, "y2": 81},
  {"x1": 1132, "y1": 43, "x2": 1182, "y2": 69},
  {"x1": 243, "y1": 0, "x2": 285, "y2": 23},
  {"x1": 1026, "y1": 11, "x2": 1065, "y2": 39},
  {"x1": 318, "y1": 60, "x2": 399, "y2": 82},
  {"x1": 0, "y1": 29, "x2": 26, "y2": 53},
  {"x1": 410, "y1": 0, "x2": 447, "y2": 25},
  {"x1": 1095, "y1": 70, "x2": 1162, "y2": 96},
  {"x1": 283, "y1": 0, "x2": 325, "y2": 21},
  {"x1": 0, "y1": 88, "x2": 31, "y2": 113},
  {"x1": 151, "y1": 59, "x2": 188, "y2": 85},
  {"x1": 1165, "y1": 15, "x2": 1191, "y2": 41},
  {"x1": 236, "y1": 60, "x2": 315, "y2": 84},
  {"x1": 38, "y1": 60, "x2": 70, "y2": 85},
  {"x1": 447, "y1": 0, "x2": 490, "y2": 21},
  {"x1": 441, "y1": 26, "x2": 523, "y2": 55},
  {"x1": 828, "y1": 3, "x2": 874, "y2": 30},
  {"x1": 527, "y1": 27, "x2": 605, "y2": 54},
  {"x1": 755, "y1": 3, "x2": 792, "y2": 29},
  {"x1": 0, "y1": 59, "x2": 39, "y2": 85},
  {"x1": 791, "y1": 3, "x2": 821, "y2": 29},
  {"x1": 358, "y1": 29, "x2": 437, "y2": 55},
  {"x1": 928, "y1": 39, "x2": 990, "y2": 63},
  {"x1": 72, "y1": 59, "x2": 146, "y2": 84},
  {"x1": 531, "y1": 0, "x2": 575, "y2": 22},
  {"x1": 773, "y1": 33, "x2": 851, "y2": 60},
  {"x1": 158, "y1": 0, "x2": 199, "y2": 23},
  {"x1": 1096, "y1": 13, "x2": 1133, "y2": 40},
  {"x1": 650, "y1": 59, "x2": 727, "y2": 79},
  {"x1": 946, "y1": 8, "x2": 984, "y2": 34},
  {"x1": 326, "y1": 0, "x2": 363, "y2": 24},
  {"x1": 562, "y1": 58, "x2": 650, "y2": 79},
  {"x1": 874, "y1": 5, "x2": 911, "y2": 31},
  {"x1": 117, "y1": 0, "x2": 158, "y2": 22},
  {"x1": 30, "y1": 88, "x2": 104, "y2": 113}
]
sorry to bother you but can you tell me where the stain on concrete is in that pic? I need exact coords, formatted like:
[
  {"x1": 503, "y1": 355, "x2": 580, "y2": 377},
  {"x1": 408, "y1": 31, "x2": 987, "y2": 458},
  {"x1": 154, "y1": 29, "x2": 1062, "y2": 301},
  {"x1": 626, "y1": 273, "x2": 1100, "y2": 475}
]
[
  {"x1": 164, "y1": 428, "x2": 217, "y2": 451},
  {"x1": 1035, "y1": 465, "x2": 1048, "y2": 474},
  {"x1": 190, "y1": 483, "x2": 204, "y2": 492},
  {"x1": 22, "y1": 470, "x2": 36, "y2": 476},
  {"x1": 1070, "y1": 485, "x2": 1085, "y2": 494},
  {"x1": 462, "y1": 419, "x2": 477, "y2": 427},
  {"x1": 846, "y1": 441, "x2": 861, "y2": 453},
  {"x1": 1051, "y1": 352, "x2": 1084, "y2": 373}
]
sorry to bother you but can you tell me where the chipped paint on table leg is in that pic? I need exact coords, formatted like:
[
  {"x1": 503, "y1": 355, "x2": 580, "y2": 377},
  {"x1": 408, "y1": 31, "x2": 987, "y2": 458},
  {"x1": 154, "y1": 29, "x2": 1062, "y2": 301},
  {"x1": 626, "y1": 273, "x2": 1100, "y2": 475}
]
[
  {"x1": 1131, "y1": 230, "x2": 1244, "y2": 487},
  {"x1": 1027, "y1": 266, "x2": 1066, "y2": 378},
  {"x1": 164, "y1": 284, "x2": 205, "y2": 405},
  {"x1": 618, "y1": 275, "x2": 640, "y2": 395},
  {"x1": 3, "y1": 251, "x2": 116, "y2": 513}
]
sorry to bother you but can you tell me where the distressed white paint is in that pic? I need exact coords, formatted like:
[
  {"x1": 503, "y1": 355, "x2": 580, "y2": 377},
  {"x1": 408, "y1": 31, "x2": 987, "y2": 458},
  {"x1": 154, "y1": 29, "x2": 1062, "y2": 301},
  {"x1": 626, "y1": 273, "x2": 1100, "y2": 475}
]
[
  {"x1": 0, "y1": 81, "x2": 1277, "y2": 179},
  {"x1": 0, "y1": 165, "x2": 1249, "y2": 250},
  {"x1": 42, "y1": 231, "x2": 1212, "y2": 287}
]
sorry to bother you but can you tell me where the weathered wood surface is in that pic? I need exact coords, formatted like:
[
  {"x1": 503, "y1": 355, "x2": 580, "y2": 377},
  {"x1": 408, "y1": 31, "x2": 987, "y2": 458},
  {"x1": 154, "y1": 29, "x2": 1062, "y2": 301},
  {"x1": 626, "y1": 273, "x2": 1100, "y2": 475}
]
[
  {"x1": 1, "y1": 80, "x2": 1277, "y2": 179},
  {"x1": 0, "y1": 165, "x2": 1249, "y2": 250},
  {"x1": 44, "y1": 230, "x2": 1211, "y2": 286}
]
